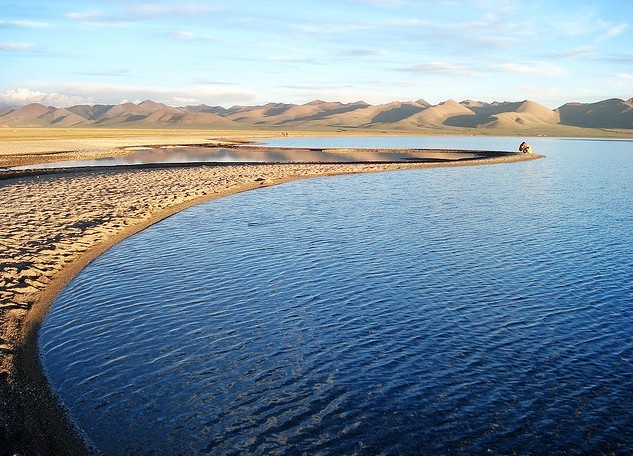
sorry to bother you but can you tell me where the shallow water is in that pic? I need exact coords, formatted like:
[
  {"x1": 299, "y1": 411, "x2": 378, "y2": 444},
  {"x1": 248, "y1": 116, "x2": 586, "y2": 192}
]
[
  {"x1": 11, "y1": 135, "x2": 505, "y2": 170},
  {"x1": 40, "y1": 137, "x2": 633, "y2": 454}
]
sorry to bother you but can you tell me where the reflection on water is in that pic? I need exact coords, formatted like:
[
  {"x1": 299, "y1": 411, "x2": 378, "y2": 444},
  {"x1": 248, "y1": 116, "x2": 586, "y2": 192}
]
[
  {"x1": 13, "y1": 136, "x2": 506, "y2": 170},
  {"x1": 39, "y1": 137, "x2": 633, "y2": 454}
]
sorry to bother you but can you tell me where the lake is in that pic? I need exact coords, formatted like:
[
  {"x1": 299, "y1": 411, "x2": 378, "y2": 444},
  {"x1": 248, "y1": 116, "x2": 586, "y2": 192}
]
[
  {"x1": 39, "y1": 137, "x2": 633, "y2": 454},
  {"x1": 12, "y1": 135, "x2": 519, "y2": 170}
]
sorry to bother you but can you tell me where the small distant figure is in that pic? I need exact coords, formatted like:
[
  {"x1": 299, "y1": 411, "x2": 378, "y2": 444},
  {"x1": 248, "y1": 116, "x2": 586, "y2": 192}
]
[{"x1": 519, "y1": 141, "x2": 532, "y2": 154}]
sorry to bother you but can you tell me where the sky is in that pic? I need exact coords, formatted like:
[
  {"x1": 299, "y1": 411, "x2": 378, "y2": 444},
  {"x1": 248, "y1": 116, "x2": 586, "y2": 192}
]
[{"x1": 1, "y1": 0, "x2": 632, "y2": 109}]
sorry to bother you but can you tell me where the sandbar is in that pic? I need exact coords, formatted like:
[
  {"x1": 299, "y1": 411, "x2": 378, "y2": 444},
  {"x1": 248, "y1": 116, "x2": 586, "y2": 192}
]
[{"x1": 0, "y1": 133, "x2": 541, "y2": 454}]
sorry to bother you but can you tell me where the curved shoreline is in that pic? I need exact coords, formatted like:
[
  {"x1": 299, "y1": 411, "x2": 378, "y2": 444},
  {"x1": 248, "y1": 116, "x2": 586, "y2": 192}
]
[{"x1": 0, "y1": 152, "x2": 541, "y2": 454}]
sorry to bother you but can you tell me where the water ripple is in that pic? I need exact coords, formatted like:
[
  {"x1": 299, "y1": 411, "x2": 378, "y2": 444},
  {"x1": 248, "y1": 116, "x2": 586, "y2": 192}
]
[{"x1": 40, "y1": 139, "x2": 633, "y2": 455}]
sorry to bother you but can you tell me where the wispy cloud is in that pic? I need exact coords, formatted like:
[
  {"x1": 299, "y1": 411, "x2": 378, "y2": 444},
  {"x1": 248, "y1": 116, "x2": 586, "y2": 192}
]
[
  {"x1": 612, "y1": 73, "x2": 633, "y2": 88},
  {"x1": 339, "y1": 49, "x2": 387, "y2": 57},
  {"x1": 347, "y1": 0, "x2": 408, "y2": 7},
  {"x1": 268, "y1": 55, "x2": 321, "y2": 64},
  {"x1": 0, "y1": 41, "x2": 35, "y2": 52},
  {"x1": 65, "y1": 10, "x2": 132, "y2": 28},
  {"x1": 66, "y1": 3, "x2": 219, "y2": 28},
  {"x1": 70, "y1": 70, "x2": 131, "y2": 78},
  {"x1": 494, "y1": 62, "x2": 566, "y2": 77},
  {"x1": 403, "y1": 61, "x2": 477, "y2": 76},
  {"x1": 0, "y1": 20, "x2": 50, "y2": 28},
  {"x1": 543, "y1": 47, "x2": 595, "y2": 60},
  {"x1": 553, "y1": 7, "x2": 630, "y2": 43},
  {"x1": 169, "y1": 30, "x2": 218, "y2": 42},
  {"x1": 128, "y1": 3, "x2": 219, "y2": 19},
  {"x1": 470, "y1": 0, "x2": 520, "y2": 14},
  {"x1": 556, "y1": 9, "x2": 601, "y2": 38},
  {"x1": 593, "y1": 53, "x2": 633, "y2": 64},
  {"x1": 66, "y1": 10, "x2": 104, "y2": 22},
  {"x1": 599, "y1": 23, "x2": 629, "y2": 41}
]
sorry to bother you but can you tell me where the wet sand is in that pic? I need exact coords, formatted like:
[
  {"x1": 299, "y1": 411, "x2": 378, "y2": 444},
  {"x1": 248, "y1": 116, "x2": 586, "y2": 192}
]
[{"x1": 0, "y1": 147, "x2": 541, "y2": 454}]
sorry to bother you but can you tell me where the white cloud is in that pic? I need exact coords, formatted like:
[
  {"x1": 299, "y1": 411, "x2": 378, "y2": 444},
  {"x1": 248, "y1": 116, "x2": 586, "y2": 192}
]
[
  {"x1": 339, "y1": 49, "x2": 387, "y2": 57},
  {"x1": 470, "y1": 0, "x2": 519, "y2": 13},
  {"x1": 599, "y1": 23, "x2": 629, "y2": 41},
  {"x1": 613, "y1": 73, "x2": 633, "y2": 88},
  {"x1": 404, "y1": 62, "x2": 477, "y2": 76},
  {"x1": 494, "y1": 62, "x2": 566, "y2": 77},
  {"x1": 129, "y1": 4, "x2": 218, "y2": 19},
  {"x1": 554, "y1": 7, "x2": 629, "y2": 43},
  {"x1": 0, "y1": 19, "x2": 49, "y2": 28},
  {"x1": 170, "y1": 30, "x2": 197, "y2": 41},
  {"x1": 37, "y1": 83, "x2": 259, "y2": 107},
  {"x1": 66, "y1": 4, "x2": 218, "y2": 28},
  {"x1": 12, "y1": 20, "x2": 49, "y2": 28},
  {"x1": 0, "y1": 88, "x2": 91, "y2": 107},
  {"x1": 0, "y1": 85, "x2": 260, "y2": 108},
  {"x1": 65, "y1": 10, "x2": 132, "y2": 28},
  {"x1": 169, "y1": 30, "x2": 217, "y2": 42},
  {"x1": 348, "y1": 0, "x2": 407, "y2": 6},
  {"x1": 545, "y1": 47, "x2": 595, "y2": 60},
  {"x1": 495, "y1": 63, "x2": 538, "y2": 74},
  {"x1": 171, "y1": 97, "x2": 201, "y2": 105},
  {"x1": 0, "y1": 41, "x2": 34, "y2": 52},
  {"x1": 66, "y1": 4, "x2": 219, "y2": 28},
  {"x1": 270, "y1": 56, "x2": 305, "y2": 63},
  {"x1": 66, "y1": 10, "x2": 103, "y2": 21}
]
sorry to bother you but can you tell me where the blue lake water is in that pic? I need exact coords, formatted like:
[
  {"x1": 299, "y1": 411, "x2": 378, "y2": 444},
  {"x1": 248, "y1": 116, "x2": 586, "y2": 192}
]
[{"x1": 39, "y1": 137, "x2": 633, "y2": 454}]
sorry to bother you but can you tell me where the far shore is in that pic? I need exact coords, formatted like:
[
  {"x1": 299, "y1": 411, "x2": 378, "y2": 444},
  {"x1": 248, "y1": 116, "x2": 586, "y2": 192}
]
[
  {"x1": 0, "y1": 130, "x2": 542, "y2": 455},
  {"x1": 0, "y1": 126, "x2": 629, "y2": 168}
]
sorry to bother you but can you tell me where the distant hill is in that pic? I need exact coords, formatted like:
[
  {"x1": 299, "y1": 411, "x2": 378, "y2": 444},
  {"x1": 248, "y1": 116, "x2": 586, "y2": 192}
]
[
  {"x1": 556, "y1": 98, "x2": 633, "y2": 129},
  {"x1": 1, "y1": 98, "x2": 631, "y2": 132}
]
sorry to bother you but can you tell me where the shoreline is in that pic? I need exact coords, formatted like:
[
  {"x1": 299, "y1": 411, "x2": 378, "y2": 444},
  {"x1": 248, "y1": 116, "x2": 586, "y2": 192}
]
[{"x1": 0, "y1": 152, "x2": 542, "y2": 454}]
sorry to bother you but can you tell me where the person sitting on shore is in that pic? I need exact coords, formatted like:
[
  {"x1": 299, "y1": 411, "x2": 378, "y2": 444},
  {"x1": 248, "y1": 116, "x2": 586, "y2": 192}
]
[{"x1": 519, "y1": 142, "x2": 532, "y2": 154}]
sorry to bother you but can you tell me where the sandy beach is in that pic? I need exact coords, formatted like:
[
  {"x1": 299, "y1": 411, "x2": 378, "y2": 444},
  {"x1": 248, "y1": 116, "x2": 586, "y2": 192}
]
[
  {"x1": 0, "y1": 128, "x2": 283, "y2": 169},
  {"x1": 0, "y1": 132, "x2": 541, "y2": 454}
]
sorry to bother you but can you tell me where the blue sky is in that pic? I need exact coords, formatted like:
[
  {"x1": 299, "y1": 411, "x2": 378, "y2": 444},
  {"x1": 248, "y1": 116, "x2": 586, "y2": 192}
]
[{"x1": 1, "y1": 0, "x2": 631, "y2": 108}]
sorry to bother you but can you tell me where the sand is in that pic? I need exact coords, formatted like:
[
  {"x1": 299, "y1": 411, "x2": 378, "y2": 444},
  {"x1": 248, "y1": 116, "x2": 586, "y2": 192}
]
[
  {"x1": 0, "y1": 135, "x2": 541, "y2": 454},
  {"x1": 0, "y1": 128, "x2": 280, "y2": 169}
]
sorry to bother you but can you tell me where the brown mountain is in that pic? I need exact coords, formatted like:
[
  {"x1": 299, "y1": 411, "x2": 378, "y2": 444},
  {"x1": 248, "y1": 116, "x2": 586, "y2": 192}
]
[
  {"x1": 0, "y1": 98, "x2": 631, "y2": 131},
  {"x1": 0, "y1": 103, "x2": 55, "y2": 126},
  {"x1": 176, "y1": 112, "x2": 239, "y2": 129},
  {"x1": 440, "y1": 100, "x2": 559, "y2": 129},
  {"x1": 556, "y1": 98, "x2": 633, "y2": 129},
  {"x1": 370, "y1": 101, "x2": 429, "y2": 124},
  {"x1": 394, "y1": 99, "x2": 475, "y2": 129},
  {"x1": 49, "y1": 108, "x2": 91, "y2": 127},
  {"x1": 95, "y1": 101, "x2": 172, "y2": 125},
  {"x1": 67, "y1": 104, "x2": 114, "y2": 119},
  {"x1": 308, "y1": 103, "x2": 388, "y2": 128},
  {"x1": 477, "y1": 101, "x2": 560, "y2": 129}
]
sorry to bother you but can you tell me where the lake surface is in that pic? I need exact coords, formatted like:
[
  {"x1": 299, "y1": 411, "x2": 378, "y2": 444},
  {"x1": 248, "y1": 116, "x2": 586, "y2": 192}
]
[
  {"x1": 12, "y1": 135, "x2": 516, "y2": 170},
  {"x1": 40, "y1": 137, "x2": 633, "y2": 454}
]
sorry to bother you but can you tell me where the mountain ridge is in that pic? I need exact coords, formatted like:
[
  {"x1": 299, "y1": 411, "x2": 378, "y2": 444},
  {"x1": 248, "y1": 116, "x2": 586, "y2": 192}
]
[{"x1": 1, "y1": 98, "x2": 631, "y2": 131}]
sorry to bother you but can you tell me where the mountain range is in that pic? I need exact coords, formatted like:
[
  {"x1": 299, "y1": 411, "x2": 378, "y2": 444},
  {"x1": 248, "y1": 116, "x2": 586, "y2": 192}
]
[{"x1": 1, "y1": 98, "x2": 632, "y2": 132}]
